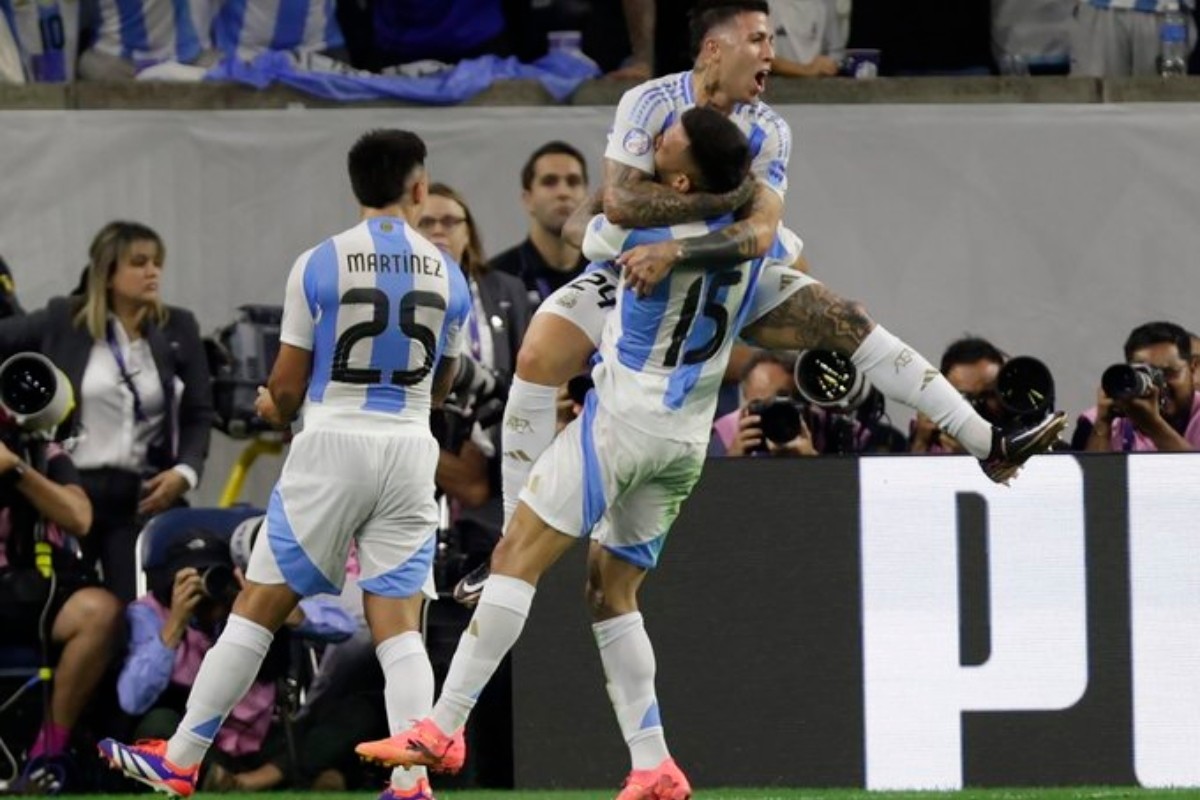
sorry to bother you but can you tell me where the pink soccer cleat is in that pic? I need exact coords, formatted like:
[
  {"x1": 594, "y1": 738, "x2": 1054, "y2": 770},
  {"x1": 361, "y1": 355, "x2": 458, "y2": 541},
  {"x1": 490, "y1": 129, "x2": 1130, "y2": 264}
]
[
  {"x1": 356, "y1": 718, "x2": 466, "y2": 774},
  {"x1": 616, "y1": 757, "x2": 692, "y2": 800}
]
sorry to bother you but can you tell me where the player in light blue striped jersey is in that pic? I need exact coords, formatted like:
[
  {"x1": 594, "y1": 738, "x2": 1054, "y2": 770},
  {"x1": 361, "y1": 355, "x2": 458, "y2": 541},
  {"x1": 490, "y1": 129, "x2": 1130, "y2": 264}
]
[
  {"x1": 212, "y1": 0, "x2": 343, "y2": 63},
  {"x1": 100, "y1": 129, "x2": 470, "y2": 800},
  {"x1": 356, "y1": 107, "x2": 767, "y2": 800}
]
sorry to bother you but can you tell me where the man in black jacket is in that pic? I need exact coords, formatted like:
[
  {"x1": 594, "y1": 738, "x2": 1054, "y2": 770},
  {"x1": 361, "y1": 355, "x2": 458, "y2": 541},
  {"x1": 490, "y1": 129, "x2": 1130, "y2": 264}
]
[{"x1": 489, "y1": 141, "x2": 591, "y2": 307}]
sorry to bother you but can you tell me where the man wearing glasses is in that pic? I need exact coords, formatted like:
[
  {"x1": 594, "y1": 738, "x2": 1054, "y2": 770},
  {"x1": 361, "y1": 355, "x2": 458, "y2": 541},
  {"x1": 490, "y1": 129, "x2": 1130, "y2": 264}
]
[
  {"x1": 1075, "y1": 321, "x2": 1200, "y2": 452},
  {"x1": 910, "y1": 337, "x2": 1009, "y2": 454}
]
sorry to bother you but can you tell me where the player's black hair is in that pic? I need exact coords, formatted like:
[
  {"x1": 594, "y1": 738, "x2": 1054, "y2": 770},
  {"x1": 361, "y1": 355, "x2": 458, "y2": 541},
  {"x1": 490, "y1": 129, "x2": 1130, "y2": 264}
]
[
  {"x1": 520, "y1": 141, "x2": 589, "y2": 191},
  {"x1": 680, "y1": 107, "x2": 751, "y2": 194},
  {"x1": 689, "y1": 0, "x2": 770, "y2": 57},
  {"x1": 939, "y1": 337, "x2": 1007, "y2": 375},
  {"x1": 347, "y1": 129, "x2": 428, "y2": 209},
  {"x1": 1124, "y1": 321, "x2": 1193, "y2": 362}
]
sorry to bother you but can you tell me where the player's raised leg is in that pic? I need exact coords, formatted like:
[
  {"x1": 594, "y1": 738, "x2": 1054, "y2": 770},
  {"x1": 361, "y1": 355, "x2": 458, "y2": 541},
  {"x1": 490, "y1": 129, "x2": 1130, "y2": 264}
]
[
  {"x1": 743, "y1": 279, "x2": 1065, "y2": 482},
  {"x1": 499, "y1": 310, "x2": 594, "y2": 528}
]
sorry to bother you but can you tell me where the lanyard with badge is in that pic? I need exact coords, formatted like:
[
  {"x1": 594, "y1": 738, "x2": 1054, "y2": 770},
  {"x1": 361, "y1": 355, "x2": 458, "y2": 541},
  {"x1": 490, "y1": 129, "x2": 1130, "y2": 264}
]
[{"x1": 106, "y1": 320, "x2": 148, "y2": 423}]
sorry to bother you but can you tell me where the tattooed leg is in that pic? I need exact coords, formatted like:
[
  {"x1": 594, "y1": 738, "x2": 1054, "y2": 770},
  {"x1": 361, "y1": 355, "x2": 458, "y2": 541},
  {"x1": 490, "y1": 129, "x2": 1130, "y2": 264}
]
[
  {"x1": 744, "y1": 282, "x2": 996, "y2": 458},
  {"x1": 741, "y1": 283, "x2": 875, "y2": 352}
]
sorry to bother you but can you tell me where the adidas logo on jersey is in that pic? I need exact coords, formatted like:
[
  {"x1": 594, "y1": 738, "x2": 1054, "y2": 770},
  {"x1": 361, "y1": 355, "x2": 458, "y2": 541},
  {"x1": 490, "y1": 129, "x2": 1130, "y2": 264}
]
[{"x1": 503, "y1": 449, "x2": 533, "y2": 463}]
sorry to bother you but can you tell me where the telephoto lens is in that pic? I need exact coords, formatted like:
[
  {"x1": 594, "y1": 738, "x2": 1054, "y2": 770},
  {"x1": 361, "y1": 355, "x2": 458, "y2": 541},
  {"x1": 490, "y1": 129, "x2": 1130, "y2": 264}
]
[
  {"x1": 794, "y1": 349, "x2": 869, "y2": 410},
  {"x1": 1101, "y1": 363, "x2": 1164, "y2": 400},
  {"x1": 997, "y1": 356, "x2": 1055, "y2": 418}
]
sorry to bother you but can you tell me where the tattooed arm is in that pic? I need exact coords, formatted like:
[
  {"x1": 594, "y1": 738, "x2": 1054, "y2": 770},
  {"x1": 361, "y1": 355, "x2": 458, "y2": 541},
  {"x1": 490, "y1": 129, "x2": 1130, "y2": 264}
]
[
  {"x1": 674, "y1": 182, "x2": 784, "y2": 266},
  {"x1": 615, "y1": 183, "x2": 784, "y2": 294},
  {"x1": 602, "y1": 160, "x2": 756, "y2": 229},
  {"x1": 740, "y1": 283, "x2": 875, "y2": 355}
]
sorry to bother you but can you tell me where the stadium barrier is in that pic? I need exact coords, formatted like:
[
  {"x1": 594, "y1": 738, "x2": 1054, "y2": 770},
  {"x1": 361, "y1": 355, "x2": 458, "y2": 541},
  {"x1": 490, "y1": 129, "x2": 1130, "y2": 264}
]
[{"x1": 511, "y1": 453, "x2": 1200, "y2": 790}]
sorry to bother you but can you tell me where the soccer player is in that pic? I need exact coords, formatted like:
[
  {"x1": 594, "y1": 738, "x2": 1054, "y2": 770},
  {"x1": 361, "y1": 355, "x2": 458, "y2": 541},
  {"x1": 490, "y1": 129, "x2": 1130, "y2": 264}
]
[
  {"x1": 484, "y1": 0, "x2": 790, "y2": 594},
  {"x1": 356, "y1": 106, "x2": 799, "y2": 800},
  {"x1": 460, "y1": 0, "x2": 1065, "y2": 605},
  {"x1": 98, "y1": 129, "x2": 472, "y2": 800}
]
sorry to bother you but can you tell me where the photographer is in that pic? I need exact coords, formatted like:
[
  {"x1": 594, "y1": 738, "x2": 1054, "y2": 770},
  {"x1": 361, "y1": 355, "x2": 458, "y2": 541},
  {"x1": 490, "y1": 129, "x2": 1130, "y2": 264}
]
[
  {"x1": 911, "y1": 337, "x2": 1006, "y2": 454},
  {"x1": 0, "y1": 402, "x2": 121, "y2": 789},
  {"x1": 116, "y1": 530, "x2": 354, "y2": 789},
  {"x1": 0, "y1": 222, "x2": 215, "y2": 602},
  {"x1": 711, "y1": 351, "x2": 816, "y2": 457},
  {"x1": 1074, "y1": 321, "x2": 1200, "y2": 452}
]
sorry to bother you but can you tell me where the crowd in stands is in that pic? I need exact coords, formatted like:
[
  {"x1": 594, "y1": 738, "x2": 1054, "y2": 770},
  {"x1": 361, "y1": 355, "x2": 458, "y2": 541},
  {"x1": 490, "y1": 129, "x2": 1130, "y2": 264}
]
[
  {"x1": 2, "y1": 0, "x2": 1199, "y2": 87},
  {"x1": 0, "y1": 131, "x2": 1198, "y2": 795}
]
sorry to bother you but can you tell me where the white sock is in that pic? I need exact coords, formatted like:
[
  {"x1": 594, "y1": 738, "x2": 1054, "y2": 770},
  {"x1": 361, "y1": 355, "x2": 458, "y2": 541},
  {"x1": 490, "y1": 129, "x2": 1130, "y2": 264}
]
[
  {"x1": 594, "y1": 612, "x2": 669, "y2": 771},
  {"x1": 500, "y1": 377, "x2": 560, "y2": 531},
  {"x1": 167, "y1": 614, "x2": 274, "y2": 768},
  {"x1": 851, "y1": 325, "x2": 995, "y2": 459},
  {"x1": 432, "y1": 575, "x2": 534, "y2": 734},
  {"x1": 376, "y1": 632, "x2": 433, "y2": 789}
]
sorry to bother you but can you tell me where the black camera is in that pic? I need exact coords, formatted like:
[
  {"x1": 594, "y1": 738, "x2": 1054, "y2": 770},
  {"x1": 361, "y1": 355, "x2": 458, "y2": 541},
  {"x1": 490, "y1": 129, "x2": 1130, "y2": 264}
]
[
  {"x1": 205, "y1": 305, "x2": 282, "y2": 439},
  {"x1": 1101, "y1": 363, "x2": 1166, "y2": 400},
  {"x1": 433, "y1": 355, "x2": 511, "y2": 453},
  {"x1": 200, "y1": 564, "x2": 239, "y2": 603},
  {"x1": 747, "y1": 395, "x2": 805, "y2": 450}
]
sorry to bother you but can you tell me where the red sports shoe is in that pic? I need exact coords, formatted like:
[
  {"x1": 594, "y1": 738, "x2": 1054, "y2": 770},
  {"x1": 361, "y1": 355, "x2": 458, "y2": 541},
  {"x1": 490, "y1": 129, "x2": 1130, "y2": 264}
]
[
  {"x1": 356, "y1": 718, "x2": 466, "y2": 773},
  {"x1": 97, "y1": 738, "x2": 198, "y2": 797},
  {"x1": 616, "y1": 758, "x2": 692, "y2": 800}
]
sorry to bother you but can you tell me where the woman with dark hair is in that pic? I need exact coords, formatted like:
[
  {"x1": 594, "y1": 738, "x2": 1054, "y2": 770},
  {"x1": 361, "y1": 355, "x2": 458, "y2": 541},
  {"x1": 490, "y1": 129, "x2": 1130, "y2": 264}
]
[{"x1": 0, "y1": 220, "x2": 214, "y2": 601}]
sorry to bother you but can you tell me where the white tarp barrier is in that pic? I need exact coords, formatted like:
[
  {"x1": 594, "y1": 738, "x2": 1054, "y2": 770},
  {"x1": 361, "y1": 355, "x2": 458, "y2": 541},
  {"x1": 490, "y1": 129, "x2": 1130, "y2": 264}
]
[{"x1": 2, "y1": 103, "x2": 1199, "y2": 503}]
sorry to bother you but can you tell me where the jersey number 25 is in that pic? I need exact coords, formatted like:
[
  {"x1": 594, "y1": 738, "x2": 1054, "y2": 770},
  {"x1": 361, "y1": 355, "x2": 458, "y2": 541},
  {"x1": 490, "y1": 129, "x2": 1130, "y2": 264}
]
[{"x1": 332, "y1": 287, "x2": 445, "y2": 386}]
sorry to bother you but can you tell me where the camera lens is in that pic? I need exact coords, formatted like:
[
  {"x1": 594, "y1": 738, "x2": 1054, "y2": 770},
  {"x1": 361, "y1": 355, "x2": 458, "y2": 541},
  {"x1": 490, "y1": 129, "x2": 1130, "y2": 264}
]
[
  {"x1": 758, "y1": 398, "x2": 803, "y2": 444},
  {"x1": 998, "y1": 356, "x2": 1054, "y2": 415},
  {"x1": 0, "y1": 356, "x2": 56, "y2": 415},
  {"x1": 1102, "y1": 364, "x2": 1157, "y2": 400},
  {"x1": 201, "y1": 564, "x2": 237, "y2": 601},
  {"x1": 794, "y1": 349, "x2": 868, "y2": 410}
]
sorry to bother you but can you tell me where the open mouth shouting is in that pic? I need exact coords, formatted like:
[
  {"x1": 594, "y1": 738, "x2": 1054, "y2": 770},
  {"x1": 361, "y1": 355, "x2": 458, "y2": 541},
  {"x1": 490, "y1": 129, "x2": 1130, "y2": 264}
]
[{"x1": 753, "y1": 68, "x2": 770, "y2": 94}]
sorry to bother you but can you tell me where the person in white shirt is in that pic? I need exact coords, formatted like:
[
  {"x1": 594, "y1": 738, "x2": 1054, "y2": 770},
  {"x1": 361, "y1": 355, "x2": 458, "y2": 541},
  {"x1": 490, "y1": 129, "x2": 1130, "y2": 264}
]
[{"x1": 0, "y1": 221, "x2": 214, "y2": 601}]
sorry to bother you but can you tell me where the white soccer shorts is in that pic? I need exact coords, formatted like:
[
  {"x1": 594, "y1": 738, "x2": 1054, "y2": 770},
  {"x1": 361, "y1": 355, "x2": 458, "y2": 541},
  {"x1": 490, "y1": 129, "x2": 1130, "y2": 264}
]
[
  {"x1": 246, "y1": 427, "x2": 439, "y2": 599},
  {"x1": 518, "y1": 393, "x2": 706, "y2": 569},
  {"x1": 534, "y1": 267, "x2": 619, "y2": 346}
]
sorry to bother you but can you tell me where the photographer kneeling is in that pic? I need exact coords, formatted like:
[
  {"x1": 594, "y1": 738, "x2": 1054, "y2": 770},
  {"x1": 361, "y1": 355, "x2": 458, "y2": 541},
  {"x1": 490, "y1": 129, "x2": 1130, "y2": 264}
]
[
  {"x1": 1075, "y1": 321, "x2": 1200, "y2": 452},
  {"x1": 0, "y1": 355, "x2": 121, "y2": 790},
  {"x1": 116, "y1": 529, "x2": 354, "y2": 791}
]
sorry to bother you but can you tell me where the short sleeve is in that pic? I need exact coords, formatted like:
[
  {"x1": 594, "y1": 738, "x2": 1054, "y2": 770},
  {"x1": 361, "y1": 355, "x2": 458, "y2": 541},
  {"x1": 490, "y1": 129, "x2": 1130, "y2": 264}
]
[
  {"x1": 279, "y1": 249, "x2": 316, "y2": 350},
  {"x1": 581, "y1": 215, "x2": 632, "y2": 263},
  {"x1": 750, "y1": 111, "x2": 792, "y2": 200},
  {"x1": 604, "y1": 83, "x2": 674, "y2": 176},
  {"x1": 439, "y1": 258, "x2": 471, "y2": 361}
]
